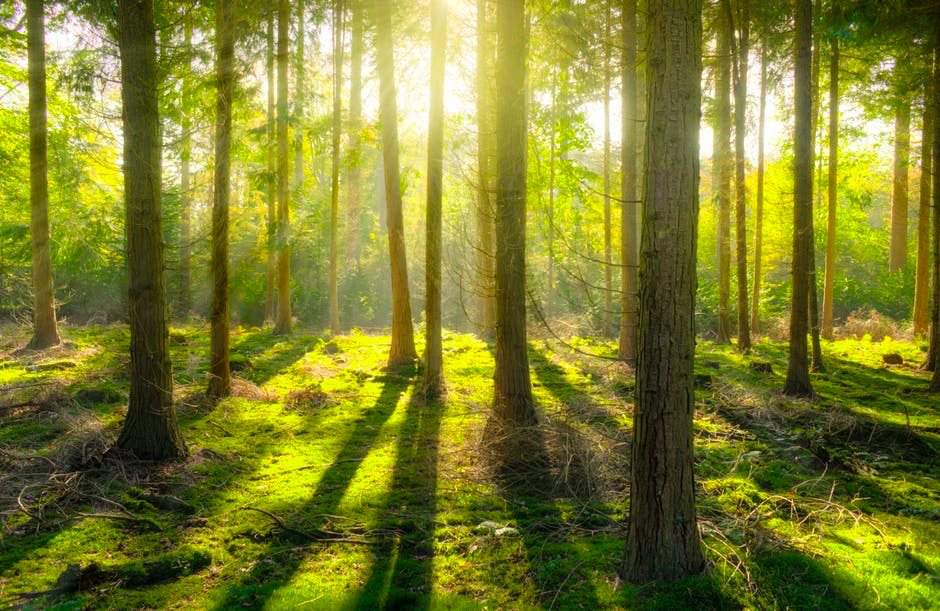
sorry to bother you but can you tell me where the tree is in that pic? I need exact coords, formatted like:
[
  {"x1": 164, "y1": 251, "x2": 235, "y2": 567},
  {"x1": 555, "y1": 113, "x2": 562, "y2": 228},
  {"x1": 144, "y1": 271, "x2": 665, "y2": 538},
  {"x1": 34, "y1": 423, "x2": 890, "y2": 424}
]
[
  {"x1": 930, "y1": 37, "x2": 940, "y2": 388},
  {"x1": 329, "y1": 0, "x2": 343, "y2": 335},
  {"x1": 602, "y1": 0, "x2": 613, "y2": 338},
  {"x1": 822, "y1": 34, "x2": 839, "y2": 340},
  {"x1": 274, "y1": 0, "x2": 291, "y2": 335},
  {"x1": 750, "y1": 44, "x2": 767, "y2": 333},
  {"x1": 783, "y1": 0, "x2": 814, "y2": 398},
  {"x1": 26, "y1": 0, "x2": 59, "y2": 349},
  {"x1": 914, "y1": 55, "x2": 933, "y2": 337},
  {"x1": 622, "y1": 0, "x2": 705, "y2": 582},
  {"x1": 346, "y1": 0, "x2": 363, "y2": 265},
  {"x1": 208, "y1": 0, "x2": 234, "y2": 402},
  {"x1": 889, "y1": 69, "x2": 911, "y2": 273},
  {"x1": 475, "y1": 0, "x2": 496, "y2": 338},
  {"x1": 179, "y1": 15, "x2": 193, "y2": 318},
  {"x1": 490, "y1": 0, "x2": 535, "y2": 428},
  {"x1": 618, "y1": 0, "x2": 638, "y2": 364},
  {"x1": 265, "y1": 8, "x2": 276, "y2": 324},
  {"x1": 115, "y1": 0, "x2": 186, "y2": 460},
  {"x1": 716, "y1": 10, "x2": 733, "y2": 344},
  {"x1": 423, "y1": 0, "x2": 446, "y2": 399},
  {"x1": 374, "y1": 0, "x2": 417, "y2": 367}
]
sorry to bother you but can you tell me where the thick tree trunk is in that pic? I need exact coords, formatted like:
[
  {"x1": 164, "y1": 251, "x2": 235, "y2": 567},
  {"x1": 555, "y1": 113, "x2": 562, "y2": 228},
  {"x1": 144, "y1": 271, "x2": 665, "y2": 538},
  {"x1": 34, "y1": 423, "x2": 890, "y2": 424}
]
[
  {"x1": 929, "y1": 40, "x2": 940, "y2": 385},
  {"x1": 618, "y1": 0, "x2": 638, "y2": 364},
  {"x1": 179, "y1": 16, "x2": 192, "y2": 318},
  {"x1": 208, "y1": 0, "x2": 234, "y2": 402},
  {"x1": 716, "y1": 14, "x2": 732, "y2": 344},
  {"x1": 26, "y1": 0, "x2": 59, "y2": 350},
  {"x1": 274, "y1": 0, "x2": 291, "y2": 334},
  {"x1": 329, "y1": 0, "x2": 342, "y2": 335},
  {"x1": 622, "y1": 0, "x2": 705, "y2": 582},
  {"x1": 475, "y1": 0, "x2": 496, "y2": 338},
  {"x1": 602, "y1": 0, "x2": 612, "y2": 338},
  {"x1": 822, "y1": 38, "x2": 839, "y2": 340},
  {"x1": 115, "y1": 0, "x2": 186, "y2": 460},
  {"x1": 807, "y1": 0, "x2": 824, "y2": 372},
  {"x1": 750, "y1": 45, "x2": 766, "y2": 334},
  {"x1": 423, "y1": 0, "x2": 446, "y2": 399},
  {"x1": 490, "y1": 0, "x2": 535, "y2": 428},
  {"x1": 265, "y1": 9, "x2": 276, "y2": 324},
  {"x1": 374, "y1": 0, "x2": 417, "y2": 367},
  {"x1": 914, "y1": 60, "x2": 934, "y2": 337},
  {"x1": 728, "y1": 0, "x2": 750, "y2": 351},
  {"x1": 546, "y1": 75, "x2": 557, "y2": 322},
  {"x1": 783, "y1": 0, "x2": 814, "y2": 397},
  {"x1": 346, "y1": 0, "x2": 363, "y2": 266},
  {"x1": 890, "y1": 97, "x2": 911, "y2": 272}
]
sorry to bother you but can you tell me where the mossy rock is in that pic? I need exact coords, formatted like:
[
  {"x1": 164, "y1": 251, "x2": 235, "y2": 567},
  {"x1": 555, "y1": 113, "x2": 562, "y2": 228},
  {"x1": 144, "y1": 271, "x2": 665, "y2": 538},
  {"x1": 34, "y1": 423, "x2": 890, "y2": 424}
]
[
  {"x1": 228, "y1": 352, "x2": 253, "y2": 371},
  {"x1": 73, "y1": 386, "x2": 125, "y2": 405}
]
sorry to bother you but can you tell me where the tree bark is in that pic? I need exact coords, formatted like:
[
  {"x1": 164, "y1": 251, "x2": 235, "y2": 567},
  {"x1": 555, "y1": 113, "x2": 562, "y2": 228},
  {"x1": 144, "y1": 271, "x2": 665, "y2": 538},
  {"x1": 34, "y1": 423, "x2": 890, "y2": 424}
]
[
  {"x1": 178, "y1": 16, "x2": 192, "y2": 318},
  {"x1": 716, "y1": 12, "x2": 732, "y2": 344},
  {"x1": 115, "y1": 0, "x2": 186, "y2": 460},
  {"x1": 546, "y1": 73, "x2": 557, "y2": 322},
  {"x1": 929, "y1": 38, "x2": 940, "y2": 389},
  {"x1": 602, "y1": 0, "x2": 613, "y2": 338},
  {"x1": 783, "y1": 0, "x2": 814, "y2": 397},
  {"x1": 750, "y1": 44, "x2": 766, "y2": 334},
  {"x1": 622, "y1": 0, "x2": 705, "y2": 582},
  {"x1": 265, "y1": 8, "x2": 276, "y2": 324},
  {"x1": 890, "y1": 96, "x2": 911, "y2": 272},
  {"x1": 374, "y1": 0, "x2": 417, "y2": 367},
  {"x1": 618, "y1": 0, "x2": 638, "y2": 364},
  {"x1": 346, "y1": 0, "x2": 363, "y2": 266},
  {"x1": 807, "y1": 0, "x2": 824, "y2": 372},
  {"x1": 475, "y1": 0, "x2": 496, "y2": 338},
  {"x1": 330, "y1": 0, "x2": 343, "y2": 335},
  {"x1": 822, "y1": 37, "x2": 839, "y2": 340},
  {"x1": 208, "y1": 0, "x2": 234, "y2": 402},
  {"x1": 727, "y1": 0, "x2": 750, "y2": 351},
  {"x1": 489, "y1": 0, "x2": 534, "y2": 428},
  {"x1": 274, "y1": 0, "x2": 292, "y2": 334},
  {"x1": 423, "y1": 0, "x2": 446, "y2": 399},
  {"x1": 26, "y1": 0, "x2": 59, "y2": 350},
  {"x1": 914, "y1": 57, "x2": 934, "y2": 337}
]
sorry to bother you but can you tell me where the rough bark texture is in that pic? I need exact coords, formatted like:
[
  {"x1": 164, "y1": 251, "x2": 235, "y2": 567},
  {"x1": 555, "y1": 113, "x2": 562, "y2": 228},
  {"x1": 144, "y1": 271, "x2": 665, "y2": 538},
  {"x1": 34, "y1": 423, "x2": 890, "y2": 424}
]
[
  {"x1": 930, "y1": 41, "x2": 940, "y2": 387},
  {"x1": 822, "y1": 37, "x2": 839, "y2": 340},
  {"x1": 750, "y1": 45, "x2": 766, "y2": 334},
  {"x1": 914, "y1": 60, "x2": 933, "y2": 337},
  {"x1": 423, "y1": 0, "x2": 446, "y2": 399},
  {"x1": 345, "y1": 0, "x2": 363, "y2": 265},
  {"x1": 728, "y1": 0, "x2": 750, "y2": 351},
  {"x1": 716, "y1": 13, "x2": 732, "y2": 344},
  {"x1": 621, "y1": 0, "x2": 705, "y2": 582},
  {"x1": 179, "y1": 16, "x2": 192, "y2": 318},
  {"x1": 783, "y1": 0, "x2": 814, "y2": 397},
  {"x1": 274, "y1": 0, "x2": 291, "y2": 335},
  {"x1": 264, "y1": 9, "x2": 276, "y2": 324},
  {"x1": 890, "y1": 98, "x2": 911, "y2": 272},
  {"x1": 115, "y1": 0, "x2": 186, "y2": 460},
  {"x1": 374, "y1": 0, "x2": 417, "y2": 367},
  {"x1": 807, "y1": 0, "x2": 823, "y2": 372},
  {"x1": 618, "y1": 0, "x2": 638, "y2": 364},
  {"x1": 602, "y1": 0, "x2": 613, "y2": 338},
  {"x1": 26, "y1": 0, "x2": 59, "y2": 350},
  {"x1": 490, "y1": 0, "x2": 535, "y2": 428},
  {"x1": 329, "y1": 0, "x2": 342, "y2": 335},
  {"x1": 475, "y1": 0, "x2": 496, "y2": 338},
  {"x1": 208, "y1": 0, "x2": 234, "y2": 402}
]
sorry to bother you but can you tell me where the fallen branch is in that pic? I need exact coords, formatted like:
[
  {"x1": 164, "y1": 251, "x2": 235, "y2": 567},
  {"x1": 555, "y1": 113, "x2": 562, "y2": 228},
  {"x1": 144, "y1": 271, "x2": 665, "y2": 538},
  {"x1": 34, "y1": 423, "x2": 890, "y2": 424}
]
[{"x1": 241, "y1": 506, "x2": 374, "y2": 545}]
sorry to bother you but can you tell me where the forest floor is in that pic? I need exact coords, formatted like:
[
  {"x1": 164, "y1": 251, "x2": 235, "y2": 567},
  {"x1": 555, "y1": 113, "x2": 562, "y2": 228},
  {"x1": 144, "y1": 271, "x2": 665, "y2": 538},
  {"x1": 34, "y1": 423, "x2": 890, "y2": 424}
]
[{"x1": 0, "y1": 323, "x2": 938, "y2": 609}]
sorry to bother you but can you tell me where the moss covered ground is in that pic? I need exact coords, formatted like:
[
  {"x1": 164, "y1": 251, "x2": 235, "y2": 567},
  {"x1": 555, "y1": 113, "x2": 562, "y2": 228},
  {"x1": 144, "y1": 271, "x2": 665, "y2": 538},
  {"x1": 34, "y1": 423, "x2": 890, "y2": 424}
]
[{"x1": 1, "y1": 324, "x2": 938, "y2": 609}]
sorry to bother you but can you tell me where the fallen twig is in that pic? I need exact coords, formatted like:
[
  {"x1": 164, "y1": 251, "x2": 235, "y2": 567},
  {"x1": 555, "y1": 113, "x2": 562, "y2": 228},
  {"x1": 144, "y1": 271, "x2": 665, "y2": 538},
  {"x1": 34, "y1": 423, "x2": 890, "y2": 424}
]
[{"x1": 241, "y1": 506, "x2": 374, "y2": 545}]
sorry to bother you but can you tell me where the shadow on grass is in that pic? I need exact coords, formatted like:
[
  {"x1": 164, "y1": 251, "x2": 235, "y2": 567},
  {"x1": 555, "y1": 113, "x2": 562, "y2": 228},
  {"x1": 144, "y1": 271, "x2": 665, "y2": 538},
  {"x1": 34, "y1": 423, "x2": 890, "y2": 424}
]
[
  {"x1": 230, "y1": 332, "x2": 325, "y2": 386},
  {"x1": 213, "y1": 370, "x2": 415, "y2": 609}
]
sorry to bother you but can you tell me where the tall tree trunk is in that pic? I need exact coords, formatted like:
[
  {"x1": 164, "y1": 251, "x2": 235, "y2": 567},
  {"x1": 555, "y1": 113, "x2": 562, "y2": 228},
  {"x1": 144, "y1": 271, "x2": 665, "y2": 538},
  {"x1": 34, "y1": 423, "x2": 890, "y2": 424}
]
[
  {"x1": 424, "y1": 0, "x2": 446, "y2": 399},
  {"x1": 622, "y1": 0, "x2": 705, "y2": 582},
  {"x1": 115, "y1": 0, "x2": 186, "y2": 460},
  {"x1": 618, "y1": 0, "x2": 638, "y2": 364},
  {"x1": 208, "y1": 0, "x2": 234, "y2": 402},
  {"x1": 822, "y1": 37, "x2": 839, "y2": 339},
  {"x1": 546, "y1": 73, "x2": 557, "y2": 322},
  {"x1": 346, "y1": 0, "x2": 363, "y2": 266},
  {"x1": 475, "y1": 0, "x2": 496, "y2": 338},
  {"x1": 602, "y1": 0, "x2": 613, "y2": 338},
  {"x1": 807, "y1": 0, "x2": 823, "y2": 372},
  {"x1": 179, "y1": 16, "x2": 192, "y2": 318},
  {"x1": 783, "y1": 0, "x2": 814, "y2": 397},
  {"x1": 750, "y1": 44, "x2": 766, "y2": 334},
  {"x1": 294, "y1": 0, "x2": 305, "y2": 222},
  {"x1": 265, "y1": 9, "x2": 276, "y2": 324},
  {"x1": 489, "y1": 0, "x2": 535, "y2": 428},
  {"x1": 914, "y1": 59, "x2": 934, "y2": 337},
  {"x1": 890, "y1": 95, "x2": 911, "y2": 272},
  {"x1": 330, "y1": 0, "x2": 343, "y2": 335},
  {"x1": 26, "y1": 0, "x2": 59, "y2": 349},
  {"x1": 374, "y1": 0, "x2": 417, "y2": 367},
  {"x1": 274, "y1": 0, "x2": 291, "y2": 334},
  {"x1": 727, "y1": 0, "x2": 750, "y2": 351},
  {"x1": 929, "y1": 39, "x2": 940, "y2": 388},
  {"x1": 716, "y1": 13, "x2": 732, "y2": 344}
]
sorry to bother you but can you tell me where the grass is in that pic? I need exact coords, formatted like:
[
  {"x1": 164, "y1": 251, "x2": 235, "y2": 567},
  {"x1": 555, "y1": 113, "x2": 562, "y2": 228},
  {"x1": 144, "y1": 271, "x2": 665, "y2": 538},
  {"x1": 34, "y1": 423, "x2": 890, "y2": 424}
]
[{"x1": 1, "y1": 324, "x2": 938, "y2": 609}]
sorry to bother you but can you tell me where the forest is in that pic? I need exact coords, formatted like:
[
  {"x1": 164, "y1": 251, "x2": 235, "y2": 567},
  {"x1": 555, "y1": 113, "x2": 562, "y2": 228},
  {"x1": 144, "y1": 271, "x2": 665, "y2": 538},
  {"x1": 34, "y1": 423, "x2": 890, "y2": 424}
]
[{"x1": 1, "y1": 0, "x2": 939, "y2": 608}]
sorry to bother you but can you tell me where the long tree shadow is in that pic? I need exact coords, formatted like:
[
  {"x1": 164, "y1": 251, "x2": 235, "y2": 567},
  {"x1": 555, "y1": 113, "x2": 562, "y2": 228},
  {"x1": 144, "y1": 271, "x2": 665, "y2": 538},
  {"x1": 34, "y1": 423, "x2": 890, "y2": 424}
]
[
  {"x1": 353, "y1": 391, "x2": 443, "y2": 609},
  {"x1": 214, "y1": 369, "x2": 415, "y2": 609},
  {"x1": 230, "y1": 332, "x2": 325, "y2": 386}
]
